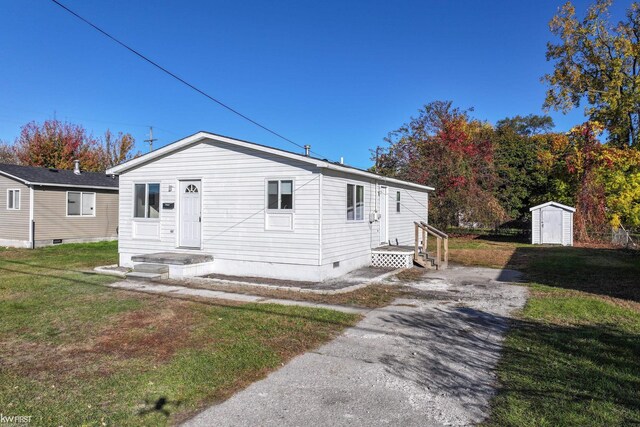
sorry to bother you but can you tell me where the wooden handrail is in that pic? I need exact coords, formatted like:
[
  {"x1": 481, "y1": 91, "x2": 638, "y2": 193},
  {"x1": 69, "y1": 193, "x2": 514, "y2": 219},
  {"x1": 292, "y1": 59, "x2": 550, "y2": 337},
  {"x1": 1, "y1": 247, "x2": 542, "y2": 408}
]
[{"x1": 413, "y1": 221, "x2": 448, "y2": 269}]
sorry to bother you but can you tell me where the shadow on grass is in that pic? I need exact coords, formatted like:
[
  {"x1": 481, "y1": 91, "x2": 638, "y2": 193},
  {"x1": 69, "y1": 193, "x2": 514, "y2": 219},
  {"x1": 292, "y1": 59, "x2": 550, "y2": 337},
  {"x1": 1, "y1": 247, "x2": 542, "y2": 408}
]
[
  {"x1": 504, "y1": 245, "x2": 640, "y2": 303},
  {"x1": 377, "y1": 306, "x2": 640, "y2": 424},
  {"x1": 488, "y1": 317, "x2": 640, "y2": 425}
]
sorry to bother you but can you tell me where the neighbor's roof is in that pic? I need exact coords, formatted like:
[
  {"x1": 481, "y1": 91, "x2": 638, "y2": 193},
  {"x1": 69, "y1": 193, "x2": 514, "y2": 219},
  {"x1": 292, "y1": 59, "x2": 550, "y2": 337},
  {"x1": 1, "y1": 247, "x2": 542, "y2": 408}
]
[
  {"x1": 106, "y1": 131, "x2": 435, "y2": 192},
  {"x1": 529, "y1": 201, "x2": 576, "y2": 212},
  {"x1": 0, "y1": 163, "x2": 119, "y2": 190}
]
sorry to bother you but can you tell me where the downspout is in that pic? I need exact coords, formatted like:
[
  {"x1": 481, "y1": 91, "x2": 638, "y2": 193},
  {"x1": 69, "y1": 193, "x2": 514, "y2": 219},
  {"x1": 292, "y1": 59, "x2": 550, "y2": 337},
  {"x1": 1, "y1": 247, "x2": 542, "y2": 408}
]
[
  {"x1": 29, "y1": 185, "x2": 35, "y2": 249},
  {"x1": 318, "y1": 173, "x2": 323, "y2": 267}
]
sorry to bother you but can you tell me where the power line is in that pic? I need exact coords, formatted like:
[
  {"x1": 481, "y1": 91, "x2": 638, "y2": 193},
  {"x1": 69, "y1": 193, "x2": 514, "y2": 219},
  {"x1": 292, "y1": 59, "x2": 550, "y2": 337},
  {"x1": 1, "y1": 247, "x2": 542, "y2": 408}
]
[{"x1": 49, "y1": 0, "x2": 325, "y2": 158}]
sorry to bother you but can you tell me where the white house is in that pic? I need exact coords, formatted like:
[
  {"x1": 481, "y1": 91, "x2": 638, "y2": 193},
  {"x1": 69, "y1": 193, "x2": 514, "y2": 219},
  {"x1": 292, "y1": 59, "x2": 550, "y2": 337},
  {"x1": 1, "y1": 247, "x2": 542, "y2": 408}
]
[
  {"x1": 106, "y1": 131, "x2": 434, "y2": 281},
  {"x1": 530, "y1": 201, "x2": 575, "y2": 246}
]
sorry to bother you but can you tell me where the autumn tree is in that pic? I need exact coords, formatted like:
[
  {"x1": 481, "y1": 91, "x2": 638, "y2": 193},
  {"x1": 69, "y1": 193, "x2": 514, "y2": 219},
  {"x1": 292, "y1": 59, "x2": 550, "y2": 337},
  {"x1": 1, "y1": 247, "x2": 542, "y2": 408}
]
[
  {"x1": 100, "y1": 129, "x2": 139, "y2": 168},
  {"x1": 13, "y1": 119, "x2": 137, "y2": 171},
  {"x1": 375, "y1": 101, "x2": 505, "y2": 228},
  {"x1": 15, "y1": 120, "x2": 103, "y2": 171},
  {"x1": 0, "y1": 140, "x2": 18, "y2": 164},
  {"x1": 493, "y1": 115, "x2": 555, "y2": 220},
  {"x1": 544, "y1": 0, "x2": 640, "y2": 147}
]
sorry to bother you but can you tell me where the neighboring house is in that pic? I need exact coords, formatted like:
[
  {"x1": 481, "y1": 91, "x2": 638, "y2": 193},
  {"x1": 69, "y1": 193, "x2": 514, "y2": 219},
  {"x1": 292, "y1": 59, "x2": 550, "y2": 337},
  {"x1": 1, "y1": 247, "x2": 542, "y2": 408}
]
[
  {"x1": 0, "y1": 162, "x2": 119, "y2": 248},
  {"x1": 106, "y1": 132, "x2": 434, "y2": 281}
]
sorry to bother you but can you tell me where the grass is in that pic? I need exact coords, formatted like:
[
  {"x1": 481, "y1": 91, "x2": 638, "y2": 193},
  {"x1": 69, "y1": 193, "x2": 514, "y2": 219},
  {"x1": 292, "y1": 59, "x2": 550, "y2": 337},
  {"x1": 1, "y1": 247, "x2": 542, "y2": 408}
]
[
  {"x1": 446, "y1": 237, "x2": 640, "y2": 426},
  {"x1": 0, "y1": 242, "x2": 358, "y2": 426}
]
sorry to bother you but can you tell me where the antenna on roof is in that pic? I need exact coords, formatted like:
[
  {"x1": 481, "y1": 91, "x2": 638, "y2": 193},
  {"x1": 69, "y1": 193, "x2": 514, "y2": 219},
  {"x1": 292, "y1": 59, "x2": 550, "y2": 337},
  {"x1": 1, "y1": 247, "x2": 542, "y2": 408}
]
[{"x1": 145, "y1": 126, "x2": 158, "y2": 152}]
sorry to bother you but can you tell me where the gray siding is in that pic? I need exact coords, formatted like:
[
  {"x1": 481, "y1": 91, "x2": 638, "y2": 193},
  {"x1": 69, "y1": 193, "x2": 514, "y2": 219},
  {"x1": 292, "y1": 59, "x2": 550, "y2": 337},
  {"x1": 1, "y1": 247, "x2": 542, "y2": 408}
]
[
  {"x1": 118, "y1": 140, "x2": 321, "y2": 265},
  {"x1": 0, "y1": 175, "x2": 29, "y2": 241},
  {"x1": 33, "y1": 186, "x2": 119, "y2": 242}
]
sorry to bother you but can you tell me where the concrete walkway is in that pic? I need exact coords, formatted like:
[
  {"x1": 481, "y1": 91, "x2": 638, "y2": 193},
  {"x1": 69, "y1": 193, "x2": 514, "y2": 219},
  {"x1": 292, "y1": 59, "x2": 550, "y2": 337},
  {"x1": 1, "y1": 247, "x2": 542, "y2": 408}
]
[
  {"x1": 105, "y1": 280, "x2": 367, "y2": 314},
  {"x1": 183, "y1": 266, "x2": 528, "y2": 427}
]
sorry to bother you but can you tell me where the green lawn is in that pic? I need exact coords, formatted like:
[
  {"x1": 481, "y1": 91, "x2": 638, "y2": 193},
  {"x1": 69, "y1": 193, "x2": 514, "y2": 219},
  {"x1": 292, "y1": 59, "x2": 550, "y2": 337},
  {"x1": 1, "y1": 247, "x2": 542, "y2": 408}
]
[
  {"x1": 0, "y1": 242, "x2": 358, "y2": 426},
  {"x1": 447, "y1": 238, "x2": 640, "y2": 426}
]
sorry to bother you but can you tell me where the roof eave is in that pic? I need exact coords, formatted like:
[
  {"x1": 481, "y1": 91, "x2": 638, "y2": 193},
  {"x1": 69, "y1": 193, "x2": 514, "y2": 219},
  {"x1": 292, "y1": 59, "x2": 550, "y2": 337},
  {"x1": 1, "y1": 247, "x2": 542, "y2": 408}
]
[{"x1": 105, "y1": 131, "x2": 434, "y2": 192}]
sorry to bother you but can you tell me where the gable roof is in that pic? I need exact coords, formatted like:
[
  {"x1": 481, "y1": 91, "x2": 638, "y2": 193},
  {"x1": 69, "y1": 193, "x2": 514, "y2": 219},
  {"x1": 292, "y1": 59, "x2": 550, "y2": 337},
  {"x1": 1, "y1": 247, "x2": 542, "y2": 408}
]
[
  {"x1": 529, "y1": 201, "x2": 576, "y2": 212},
  {"x1": 0, "y1": 163, "x2": 119, "y2": 190},
  {"x1": 106, "y1": 131, "x2": 435, "y2": 192}
]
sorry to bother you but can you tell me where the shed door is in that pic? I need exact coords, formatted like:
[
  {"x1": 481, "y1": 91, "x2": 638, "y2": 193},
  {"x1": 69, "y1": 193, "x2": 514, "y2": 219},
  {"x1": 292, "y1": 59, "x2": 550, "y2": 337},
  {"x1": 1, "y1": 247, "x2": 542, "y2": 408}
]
[
  {"x1": 179, "y1": 180, "x2": 201, "y2": 248},
  {"x1": 541, "y1": 209, "x2": 562, "y2": 244}
]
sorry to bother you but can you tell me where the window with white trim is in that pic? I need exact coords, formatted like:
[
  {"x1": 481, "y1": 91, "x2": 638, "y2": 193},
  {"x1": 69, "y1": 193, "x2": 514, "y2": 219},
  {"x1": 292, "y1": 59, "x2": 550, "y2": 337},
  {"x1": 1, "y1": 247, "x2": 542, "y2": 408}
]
[
  {"x1": 134, "y1": 183, "x2": 160, "y2": 218},
  {"x1": 347, "y1": 184, "x2": 364, "y2": 221},
  {"x1": 396, "y1": 191, "x2": 401, "y2": 213},
  {"x1": 267, "y1": 180, "x2": 293, "y2": 210},
  {"x1": 7, "y1": 189, "x2": 20, "y2": 210},
  {"x1": 67, "y1": 191, "x2": 95, "y2": 216}
]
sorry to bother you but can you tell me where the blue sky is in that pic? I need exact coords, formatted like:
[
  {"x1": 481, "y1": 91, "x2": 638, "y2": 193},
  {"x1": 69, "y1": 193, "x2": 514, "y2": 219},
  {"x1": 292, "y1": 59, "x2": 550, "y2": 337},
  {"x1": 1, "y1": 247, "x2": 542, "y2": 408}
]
[{"x1": 0, "y1": 1, "x2": 628, "y2": 168}]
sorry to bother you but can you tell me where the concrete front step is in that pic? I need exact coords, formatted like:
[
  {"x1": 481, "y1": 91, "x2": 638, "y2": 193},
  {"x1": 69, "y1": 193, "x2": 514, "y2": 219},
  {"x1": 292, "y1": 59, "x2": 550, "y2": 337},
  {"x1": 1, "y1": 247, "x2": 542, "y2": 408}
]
[
  {"x1": 127, "y1": 271, "x2": 168, "y2": 281},
  {"x1": 131, "y1": 252, "x2": 214, "y2": 265},
  {"x1": 133, "y1": 263, "x2": 169, "y2": 274}
]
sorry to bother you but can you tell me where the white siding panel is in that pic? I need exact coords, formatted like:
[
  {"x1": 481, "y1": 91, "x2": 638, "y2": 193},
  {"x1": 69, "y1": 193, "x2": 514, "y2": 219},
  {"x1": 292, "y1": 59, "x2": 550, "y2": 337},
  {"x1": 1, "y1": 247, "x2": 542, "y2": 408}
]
[
  {"x1": 387, "y1": 186, "x2": 428, "y2": 245},
  {"x1": 563, "y1": 210, "x2": 572, "y2": 246},
  {"x1": 320, "y1": 170, "x2": 430, "y2": 265},
  {"x1": 531, "y1": 209, "x2": 540, "y2": 244},
  {"x1": 118, "y1": 140, "x2": 320, "y2": 265},
  {"x1": 321, "y1": 170, "x2": 377, "y2": 265}
]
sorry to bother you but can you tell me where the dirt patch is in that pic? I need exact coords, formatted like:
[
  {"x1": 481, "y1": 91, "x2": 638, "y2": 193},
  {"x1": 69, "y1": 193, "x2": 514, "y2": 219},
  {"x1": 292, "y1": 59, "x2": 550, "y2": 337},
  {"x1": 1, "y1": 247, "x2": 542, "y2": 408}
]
[
  {"x1": 179, "y1": 280, "x2": 414, "y2": 308},
  {"x1": 89, "y1": 303, "x2": 199, "y2": 361},
  {"x1": 449, "y1": 248, "x2": 517, "y2": 269},
  {"x1": 0, "y1": 299, "x2": 203, "y2": 381},
  {"x1": 395, "y1": 268, "x2": 428, "y2": 282}
]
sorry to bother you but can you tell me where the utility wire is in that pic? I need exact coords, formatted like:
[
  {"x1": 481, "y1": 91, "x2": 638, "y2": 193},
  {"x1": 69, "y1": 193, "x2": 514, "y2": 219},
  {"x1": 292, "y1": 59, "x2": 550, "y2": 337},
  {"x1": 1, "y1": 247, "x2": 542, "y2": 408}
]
[{"x1": 49, "y1": 0, "x2": 326, "y2": 158}]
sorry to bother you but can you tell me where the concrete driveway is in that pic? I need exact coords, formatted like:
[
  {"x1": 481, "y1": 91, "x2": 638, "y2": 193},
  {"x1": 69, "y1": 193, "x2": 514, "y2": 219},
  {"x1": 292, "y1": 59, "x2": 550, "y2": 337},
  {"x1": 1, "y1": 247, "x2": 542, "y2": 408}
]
[{"x1": 183, "y1": 266, "x2": 528, "y2": 427}]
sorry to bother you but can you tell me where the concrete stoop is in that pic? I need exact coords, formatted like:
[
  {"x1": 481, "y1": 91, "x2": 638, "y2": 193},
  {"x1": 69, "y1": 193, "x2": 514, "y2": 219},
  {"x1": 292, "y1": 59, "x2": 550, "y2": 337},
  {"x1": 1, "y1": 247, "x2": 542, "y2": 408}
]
[{"x1": 127, "y1": 252, "x2": 216, "y2": 280}]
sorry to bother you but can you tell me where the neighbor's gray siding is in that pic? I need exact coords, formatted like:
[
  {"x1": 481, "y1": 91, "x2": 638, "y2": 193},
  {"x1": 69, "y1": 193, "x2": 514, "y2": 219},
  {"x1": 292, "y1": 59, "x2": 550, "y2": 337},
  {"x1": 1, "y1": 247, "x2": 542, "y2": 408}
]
[
  {"x1": 0, "y1": 174, "x2": 29, "y2": 241},
  {"x1": 117, "y1": 140, "x2": 321, "y2": 265},
  {"x1": 33, "y1": 186, "x2": 119, "y2": 242}
]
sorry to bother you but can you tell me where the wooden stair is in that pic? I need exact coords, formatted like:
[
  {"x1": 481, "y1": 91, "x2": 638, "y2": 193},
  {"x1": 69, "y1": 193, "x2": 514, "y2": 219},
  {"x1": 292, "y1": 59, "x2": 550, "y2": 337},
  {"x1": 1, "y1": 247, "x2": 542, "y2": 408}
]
[{"x1": 414, "y1": 221, "x2": 448, "y2": 270}]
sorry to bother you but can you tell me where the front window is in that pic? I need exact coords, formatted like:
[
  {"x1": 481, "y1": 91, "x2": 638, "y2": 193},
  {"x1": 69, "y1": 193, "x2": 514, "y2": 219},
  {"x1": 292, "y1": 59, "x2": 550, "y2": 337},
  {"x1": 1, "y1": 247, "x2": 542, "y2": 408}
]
[
  {"x1": 7, "y1": 189, "x2": 20, "y2": 210},
  {"x1": 134, "y1": 183, "x2": 160, "y2": 218},
  {"x1": 396, "y1": 191, "x2": 401, "y2": 213},
  {"x1": 67, "y1": 191, "x2": 95, "y2": 216},
  {"x1": 347, "y1": 184, "x2": 364, "y2": 221},
  {"x1": 267, "y1": 180, "x2": 293, "y2": 210}
]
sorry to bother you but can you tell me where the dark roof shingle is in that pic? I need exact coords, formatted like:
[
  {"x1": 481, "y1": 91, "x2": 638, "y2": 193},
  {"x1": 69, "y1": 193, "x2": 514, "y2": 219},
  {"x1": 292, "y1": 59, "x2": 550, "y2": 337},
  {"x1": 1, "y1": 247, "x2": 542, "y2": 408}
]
[{"x1": 0, "y1": 163, "x2": 118, "y2": 189}]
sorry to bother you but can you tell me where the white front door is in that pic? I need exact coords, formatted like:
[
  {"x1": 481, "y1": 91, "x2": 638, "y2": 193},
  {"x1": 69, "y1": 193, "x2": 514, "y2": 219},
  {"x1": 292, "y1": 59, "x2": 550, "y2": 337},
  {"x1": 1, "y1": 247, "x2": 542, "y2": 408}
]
[
  {"x1": 179, "y1": 180, "x2": 202, "y2": 248},
  {"x1": 379, "y1": 186, "x2": 388, "y2": 244},
  {"x1": 542, "y1": 208, "x2": 562, "y2": 244}
]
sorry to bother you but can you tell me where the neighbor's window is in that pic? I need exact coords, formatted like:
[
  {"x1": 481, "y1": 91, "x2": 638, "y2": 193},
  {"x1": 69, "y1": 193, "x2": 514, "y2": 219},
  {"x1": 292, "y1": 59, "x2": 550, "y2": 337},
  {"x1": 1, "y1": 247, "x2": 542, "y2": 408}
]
[
  {"x1": 267, "y1": 180, "x2": 293, "y2": 210},
  {"x1": 7, "y1": 189, "x2": 20, "y2": 210},
  {"x1": 67, "y1": 191, "x2": 95, "y2": 216},
  {"x1": 396, "y1": 191, "x2": 401, "y2": 213},
  {"x1": 347, "y1": 184, "x2": 364, "y2": 221},
  {"x1": 134, "y1": 183, "x2": 160, "y2": 219}
]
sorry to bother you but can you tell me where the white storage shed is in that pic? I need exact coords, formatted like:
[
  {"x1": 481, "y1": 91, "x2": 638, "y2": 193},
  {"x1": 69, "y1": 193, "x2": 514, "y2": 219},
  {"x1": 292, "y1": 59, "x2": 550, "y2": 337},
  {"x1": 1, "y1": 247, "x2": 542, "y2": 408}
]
[{"x1": 530, "y1": 201, "x2": 575, "y2": 246}]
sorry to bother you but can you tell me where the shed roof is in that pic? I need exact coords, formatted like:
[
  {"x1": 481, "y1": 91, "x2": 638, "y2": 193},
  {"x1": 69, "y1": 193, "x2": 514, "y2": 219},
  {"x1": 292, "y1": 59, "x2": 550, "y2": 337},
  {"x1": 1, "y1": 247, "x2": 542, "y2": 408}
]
[
  {"x1": 105, "y1": 131, "x2": 435, "y2": 192},
  {"x1": 0, "y1": 163, "x2": 119, "y2": 190},
  {"x1": 529, "y1": 201, "x2": 576, "y2": 212}
]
